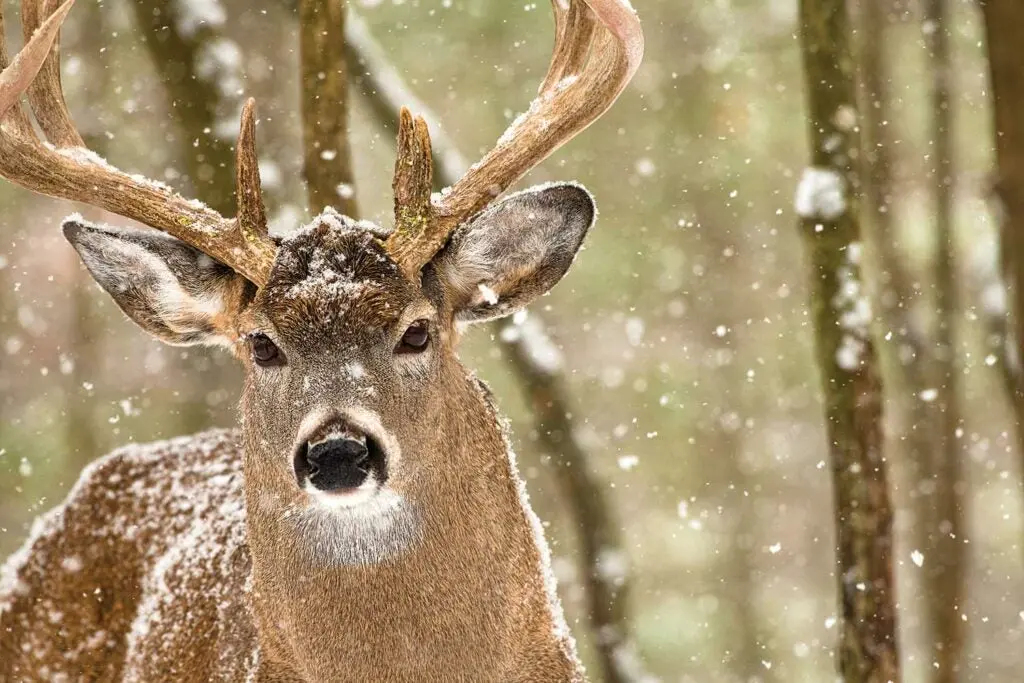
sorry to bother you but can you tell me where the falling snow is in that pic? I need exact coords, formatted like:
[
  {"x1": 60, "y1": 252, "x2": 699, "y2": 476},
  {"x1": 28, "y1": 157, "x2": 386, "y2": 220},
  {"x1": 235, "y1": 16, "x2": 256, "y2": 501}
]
[{"x1": 174, "y1": 0, "x2": 227, "y2": 38}]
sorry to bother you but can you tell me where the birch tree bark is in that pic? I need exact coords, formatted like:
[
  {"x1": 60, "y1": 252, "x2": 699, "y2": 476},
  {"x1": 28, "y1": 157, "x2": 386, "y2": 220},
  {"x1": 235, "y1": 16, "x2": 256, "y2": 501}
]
[{"x1": 797, "y1": 0, "x2": 901, "y2": 680}]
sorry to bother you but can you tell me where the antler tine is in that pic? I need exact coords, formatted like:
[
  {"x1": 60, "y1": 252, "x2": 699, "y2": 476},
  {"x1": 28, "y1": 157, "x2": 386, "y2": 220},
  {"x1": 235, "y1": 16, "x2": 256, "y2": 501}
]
[
  {"x1": 21, "y1": 0, "x2": 81, "y2": 146},
  {"x1": 384, "y1": 0, "x2": 644, "y2": 278},
  {"x1": 0, "y1": 0, "x2": 72, "y2": 127},
  {"x1": 389, "y1": 107, "x2": 436, "y2": 277},
  {"x1": 0, "y1": 0, "x2": 278, "y2": 287},
  {"x1": 236, "y1": 99, "x2": 272, "y2": 243},
  {"x1": 538, "y1": 0, "x2": 597, "y2": 94}
]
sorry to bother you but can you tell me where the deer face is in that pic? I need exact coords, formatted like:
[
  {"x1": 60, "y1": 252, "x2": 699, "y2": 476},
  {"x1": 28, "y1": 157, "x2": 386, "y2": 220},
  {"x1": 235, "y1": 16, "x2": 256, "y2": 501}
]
[{"x1": 64, "y1": 183, "x2": 594, "y2": 561}]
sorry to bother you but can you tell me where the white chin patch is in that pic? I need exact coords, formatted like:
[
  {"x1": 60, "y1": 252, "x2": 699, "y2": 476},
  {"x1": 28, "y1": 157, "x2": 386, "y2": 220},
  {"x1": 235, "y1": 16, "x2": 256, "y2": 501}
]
[
  {"x1": 303, "y1": 475, "x2": 382, "y2": 510},
  {"x1": 291, "y1": 482, "x2": 419, "y2": 566}
]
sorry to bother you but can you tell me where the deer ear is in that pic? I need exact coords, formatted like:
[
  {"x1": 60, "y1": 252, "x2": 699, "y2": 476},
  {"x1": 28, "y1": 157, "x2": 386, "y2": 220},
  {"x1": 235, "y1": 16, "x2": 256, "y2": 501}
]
[
  {"x1": 63, "y1": 219, "x2": 253, "y2": 347},
  {"x1": 428, "y1": 183, "x2": 595, "y2": 324}
]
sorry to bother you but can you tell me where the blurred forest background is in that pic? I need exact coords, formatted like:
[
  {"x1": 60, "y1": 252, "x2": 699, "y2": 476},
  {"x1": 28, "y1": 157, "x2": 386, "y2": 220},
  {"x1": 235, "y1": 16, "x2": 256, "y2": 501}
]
[{"x1": 1, "y1": 0, "x2": 1022, "y2": 681}]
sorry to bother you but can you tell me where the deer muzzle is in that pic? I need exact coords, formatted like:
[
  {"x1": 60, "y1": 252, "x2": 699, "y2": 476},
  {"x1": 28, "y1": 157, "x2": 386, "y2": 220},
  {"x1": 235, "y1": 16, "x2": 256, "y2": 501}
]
[{"x1": 294, "y1": 423, "x2": 386, "y2": 493}]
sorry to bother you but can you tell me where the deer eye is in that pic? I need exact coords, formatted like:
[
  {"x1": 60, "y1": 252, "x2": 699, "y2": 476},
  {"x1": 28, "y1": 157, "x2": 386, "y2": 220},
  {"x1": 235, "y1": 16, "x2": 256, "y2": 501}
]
[
  {"x1": 396, "y1": 320, "x2": 430, "y2": 354},
  {"x1": 251, "y1": 334, "x2": 285, "y2": 367}
]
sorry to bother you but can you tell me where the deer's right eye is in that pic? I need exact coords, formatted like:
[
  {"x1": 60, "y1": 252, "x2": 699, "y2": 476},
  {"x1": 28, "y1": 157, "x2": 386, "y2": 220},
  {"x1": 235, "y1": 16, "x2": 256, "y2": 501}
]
[
  {"x1": 251, "y1": 334, "x2": 285, "y2": 367},
  {"x1": 396, "y1": 320, "x2": 430, "y2": 355}
]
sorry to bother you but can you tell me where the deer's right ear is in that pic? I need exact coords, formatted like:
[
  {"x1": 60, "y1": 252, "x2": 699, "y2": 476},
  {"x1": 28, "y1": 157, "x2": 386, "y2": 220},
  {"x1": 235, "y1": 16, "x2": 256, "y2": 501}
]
[
  {"x1": 427, "y1": 183, "x2": 596, "y2": 324},
  {"x1": 63, "y1": 220, "x2": 254, "y2": 347}
]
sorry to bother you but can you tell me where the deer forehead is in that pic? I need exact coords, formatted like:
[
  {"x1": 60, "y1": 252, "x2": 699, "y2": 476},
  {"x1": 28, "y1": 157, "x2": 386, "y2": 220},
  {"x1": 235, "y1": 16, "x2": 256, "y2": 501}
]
[{"x1": 255, "y1": 216, "x2": 423, "y2": 346}]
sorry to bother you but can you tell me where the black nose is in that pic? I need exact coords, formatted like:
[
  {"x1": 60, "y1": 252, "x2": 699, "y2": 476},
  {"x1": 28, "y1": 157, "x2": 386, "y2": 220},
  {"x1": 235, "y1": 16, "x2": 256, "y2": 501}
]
[{"x1": 296, "y1": 434, "x2": 371, "y2": 492}]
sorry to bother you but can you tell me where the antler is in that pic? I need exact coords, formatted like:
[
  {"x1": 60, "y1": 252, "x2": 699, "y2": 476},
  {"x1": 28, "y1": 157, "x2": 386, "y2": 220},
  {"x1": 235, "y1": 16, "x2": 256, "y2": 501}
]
[
  {"x1": 385, "y1": 0, "x2": 644, "y2": 279},
  {"x1": 0, "y1": 0, "x2": 277, "y2": 287}
]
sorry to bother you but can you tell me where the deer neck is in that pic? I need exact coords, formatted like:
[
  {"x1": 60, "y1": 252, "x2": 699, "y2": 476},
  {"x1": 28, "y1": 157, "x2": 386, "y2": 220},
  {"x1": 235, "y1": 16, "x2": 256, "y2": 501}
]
[{"x1": 241, "y1": 373, "x2": 573, "y2": 678}]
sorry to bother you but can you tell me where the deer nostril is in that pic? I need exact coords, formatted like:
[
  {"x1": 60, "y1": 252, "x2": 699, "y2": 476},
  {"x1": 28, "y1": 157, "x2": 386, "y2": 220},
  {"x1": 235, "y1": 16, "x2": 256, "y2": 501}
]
[{"x1": 307, "y1": 437, "x2": 369, "y2": 468}]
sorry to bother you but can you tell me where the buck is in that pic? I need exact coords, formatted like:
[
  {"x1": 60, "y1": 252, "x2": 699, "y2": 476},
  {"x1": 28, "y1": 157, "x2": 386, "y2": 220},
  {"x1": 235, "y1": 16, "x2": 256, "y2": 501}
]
[{"x1": 0, "y1": 0, "x2": 643, "y2": 680}]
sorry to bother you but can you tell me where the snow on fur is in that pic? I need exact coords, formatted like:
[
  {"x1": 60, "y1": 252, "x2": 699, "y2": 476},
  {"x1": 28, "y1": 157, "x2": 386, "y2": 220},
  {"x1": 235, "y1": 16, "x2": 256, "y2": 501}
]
[{"x1": 0, "y1": 430, "x2": 257, "y2": 681}]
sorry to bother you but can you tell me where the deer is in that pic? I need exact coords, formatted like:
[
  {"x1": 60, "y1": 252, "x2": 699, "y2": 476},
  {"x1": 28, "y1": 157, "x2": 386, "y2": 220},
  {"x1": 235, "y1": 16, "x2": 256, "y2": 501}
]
[{"x1": 0, "y1": 0, "x2": 643, "y2": 680}]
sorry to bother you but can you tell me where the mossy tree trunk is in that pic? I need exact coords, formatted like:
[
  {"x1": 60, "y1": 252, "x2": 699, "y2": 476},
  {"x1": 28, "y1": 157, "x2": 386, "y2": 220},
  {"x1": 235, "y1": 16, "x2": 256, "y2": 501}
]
[
  {"x1": 980, "y1": 0, "x2": 1024, "y2": 501},
  {"x1": 924, "y1": 1, "x2": 967, "y2": 679},
  {"x1": 299, "y1": 0, "x2": 358, "y2": 218},
  {"x1": 798, "y1": 1, "x2": 901, "y2": 681}
]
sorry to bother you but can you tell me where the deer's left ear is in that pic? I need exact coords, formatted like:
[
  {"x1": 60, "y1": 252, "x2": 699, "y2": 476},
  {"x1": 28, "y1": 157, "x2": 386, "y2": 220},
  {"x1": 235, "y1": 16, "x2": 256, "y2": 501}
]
[{"x1": 427, "y1": 183, "x2": 595, "y2": 324}]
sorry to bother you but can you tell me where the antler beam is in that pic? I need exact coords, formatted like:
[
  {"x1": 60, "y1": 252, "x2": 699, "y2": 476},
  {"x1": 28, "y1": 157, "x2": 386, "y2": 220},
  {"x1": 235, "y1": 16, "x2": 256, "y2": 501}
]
[
  {"x1": 384, "y1": 0, "x2": 644, "y2": 279},
  {"x1": 0, "y1": 0, "x2": 277, "y2": 287}
]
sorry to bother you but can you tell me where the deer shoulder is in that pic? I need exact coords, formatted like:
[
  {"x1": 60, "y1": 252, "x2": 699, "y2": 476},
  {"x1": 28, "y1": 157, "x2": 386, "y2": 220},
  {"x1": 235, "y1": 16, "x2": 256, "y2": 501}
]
[{"x1": 0, "y1": 429, "x2": 259, "y2": 682}]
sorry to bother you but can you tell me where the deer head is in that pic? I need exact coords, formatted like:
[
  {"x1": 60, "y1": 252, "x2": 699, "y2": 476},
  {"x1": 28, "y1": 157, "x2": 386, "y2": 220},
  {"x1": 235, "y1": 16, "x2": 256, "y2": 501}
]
[{"x1": 2, "y1": 0, "x2": 642, "y2": 561}]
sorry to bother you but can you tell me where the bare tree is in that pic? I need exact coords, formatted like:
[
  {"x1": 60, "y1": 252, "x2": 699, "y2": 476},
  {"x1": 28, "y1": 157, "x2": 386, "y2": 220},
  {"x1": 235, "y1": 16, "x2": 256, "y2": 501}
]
[
  {"x1": 797, "y1": 0, "x2": 901, "y2": 680},
  {"x1": 130, "y1": 0, "x2": 238, "y2": 212},
  {"x1": 980, "y1": 3, "x2": 1024, "y2": 475},
  {"x1": 706, "y1": 401, "x2": 763, "y2": 682},
  {"x1": 859, "y1": 2, "x2": 968, "y2": 677},
  {"x1": 923, "y1": 1, "x2": 967, "y2": 678},
  {"x1": 0, "y1": 241, "x2": 15, "y2": 521},
  {"x1": 299, "y1": 0, "x2": 358, "y2": 218},
  {"x1": 342, "y1": 11, "x2": 647, "y2": 683}
]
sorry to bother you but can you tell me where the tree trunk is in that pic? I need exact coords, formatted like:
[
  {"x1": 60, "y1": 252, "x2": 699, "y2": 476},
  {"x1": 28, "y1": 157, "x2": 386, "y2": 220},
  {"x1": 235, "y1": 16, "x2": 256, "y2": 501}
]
[
  {"x1": 66, "y1": 260, "x2": 100, "y2": 468},
  {"x1": 859, "y1": 2, "x2": 968, "y2": 678},
  {"x1": 299, "y1": 0, "x2": 358, "y2": 218},
  {"x1": 797, "y1": 1, "x2": 901, "y2": 681},
  {"x1": 980, "y1": 0, "x2": 1024, "y2": 500},
  {"x1": 130, "y1": 0, "x2": 241, "y2": 214},
  {"x1": 923, "y1": 1, "x2": 967, "y2": 678},
  {"x1": 342, "y1": 12, "x2": 646, "y2": 682},
  {"x1": 499, "y1": 315, "x2": 646, "y2": 683}
]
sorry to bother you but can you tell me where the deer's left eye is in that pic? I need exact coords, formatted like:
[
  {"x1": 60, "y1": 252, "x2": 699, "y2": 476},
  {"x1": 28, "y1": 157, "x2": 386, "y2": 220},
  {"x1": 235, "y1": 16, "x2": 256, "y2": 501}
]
[
  {"x1": 396, "y1": 320, "x2": 430, "y2": 354},
  {"x1": 251, "y1": 334, "x2": 285, "y2": 366}
]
